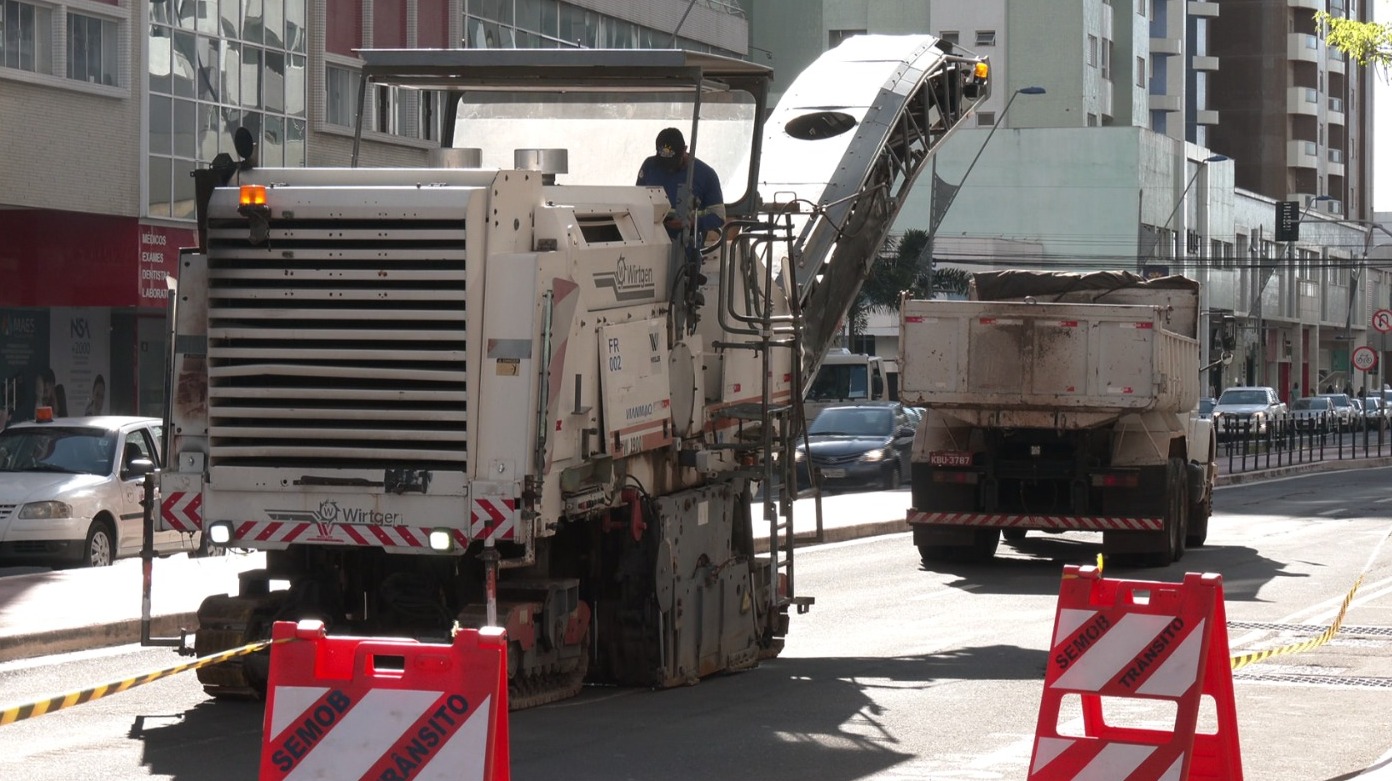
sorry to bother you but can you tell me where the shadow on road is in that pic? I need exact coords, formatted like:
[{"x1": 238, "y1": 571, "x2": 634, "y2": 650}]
[
  {"x1": 138, "y1": 698, "x2": 264, "y2": 779},
  {"x1": 920, "y1": 535, "x2": 1300, "y2": 604}
]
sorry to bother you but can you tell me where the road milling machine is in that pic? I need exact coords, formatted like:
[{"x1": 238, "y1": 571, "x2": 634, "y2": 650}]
[{"x1": 154, "y1": 37, "x2": 991, "y2": 707}]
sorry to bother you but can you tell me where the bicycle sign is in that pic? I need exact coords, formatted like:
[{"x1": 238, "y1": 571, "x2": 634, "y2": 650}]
[
  {"x1": 1353, "y1": 345, "x2": 1378, "y2": 372},
  {"x1": 1373, "y1": 309, "x2": 1392, "y2": 334}
]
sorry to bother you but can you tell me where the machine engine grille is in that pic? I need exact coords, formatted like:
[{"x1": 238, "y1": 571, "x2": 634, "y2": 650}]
[{"x1": 204, "y1": 215, "x2": 469, "y2": 471}]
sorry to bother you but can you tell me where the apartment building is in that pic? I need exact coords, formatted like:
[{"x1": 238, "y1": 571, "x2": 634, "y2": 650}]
[
  {"x1": 749, "y1": 0, "x2": 1386, "y2": 397},
  {"x1": 0, "y1": 0, "x2": 747, "y2": 420}
]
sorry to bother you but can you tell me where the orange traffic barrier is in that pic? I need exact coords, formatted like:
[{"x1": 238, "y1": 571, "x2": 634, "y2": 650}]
[
  {"x1": 1029, "y1": 566, "x2": 1242, "y2": 780},
  {"x1": 258, "y1": 620, "x2": 510, "y2": 781}
]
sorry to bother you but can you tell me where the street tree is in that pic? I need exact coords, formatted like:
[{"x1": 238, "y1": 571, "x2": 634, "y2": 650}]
[{"x1": 1316, "y1": 11, "x2": 1392, "y2": 72}]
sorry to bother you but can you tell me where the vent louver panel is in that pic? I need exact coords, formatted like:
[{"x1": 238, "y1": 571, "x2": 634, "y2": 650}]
[{"x1": 204, "y1": 215, "x2": 469, "y2": 471}]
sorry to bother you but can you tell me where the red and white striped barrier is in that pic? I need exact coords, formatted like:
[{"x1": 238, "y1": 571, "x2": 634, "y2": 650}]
[
  {"x1": 259, "y1": 620, "x2": 510, "y2": 781},
  {"x1": 908, "y1": 509, "x2": 1164, "y2": 532},
  {"x1": 1028, "y1": 566, "x2": 1242, "y2": 780}
]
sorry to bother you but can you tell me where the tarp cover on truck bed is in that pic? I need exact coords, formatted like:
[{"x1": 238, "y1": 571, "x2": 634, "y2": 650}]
[{"x1": 971, "y1": 270, "x2": 1199, "y2": 302}]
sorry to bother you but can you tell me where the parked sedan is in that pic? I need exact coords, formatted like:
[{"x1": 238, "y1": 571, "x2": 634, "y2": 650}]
[
  {"x1": 1315, "y1": 393, "x2": 1357, "y2": 431},
  {"x1": 0, "y1": 415, "x2": 201, "y2": 567},
  {"x1": 1289, "y1": 396, "x2": 1335, "y2": 433},
  {"x1": 1212, "y1": 386, "x2": 1286, "y2": 439},
  {"x1": 796, "y1": 404, "x2": 916, "y2": 491}
]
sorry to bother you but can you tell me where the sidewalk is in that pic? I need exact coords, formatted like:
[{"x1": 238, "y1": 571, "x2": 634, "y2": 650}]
[
  {"x1": 0, "y1": 552, "x2": 263, "y2": 664},
  {"x1": 2, "y1": 454, "x2": 1389, "y2": 666}
]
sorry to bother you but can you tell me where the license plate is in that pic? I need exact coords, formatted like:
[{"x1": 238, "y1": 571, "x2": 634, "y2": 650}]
[
  {"x1": 819, "y1": 468, "x2": 846, "y2": 479},
  {"x1": 929, "y1": 450, "x2": 973, "y2": 467}
]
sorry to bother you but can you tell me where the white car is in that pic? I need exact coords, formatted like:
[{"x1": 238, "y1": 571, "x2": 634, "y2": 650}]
[{"x1": 0, "y1": 415, "x2": 202, "y2": 567}]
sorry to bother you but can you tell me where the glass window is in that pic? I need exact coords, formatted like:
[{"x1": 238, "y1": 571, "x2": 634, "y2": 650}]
[
  {"x1": 149, "y1": 28, "x2": 173, "y2": 93},
  {"x1": 220, "y1": 0, "x2": 240, "y2": 39},
  {"x1": 285, "y1": 53, "x2": 306, "y2": 115},
  {"x1": 976, "y1": 111, "x2": 995, "y2": 127},
  {"x1": 172, "y1": 30, "x2": 197, "y2": 98},
  {"x1": 2, "y1": 0, "x2": 53, "y2": 74},
  {"x1": 263, "y1": 0, "x2": 283, "y2": 48},
  {"x1": 67, "y1": 13, "x2": 119, "y2": 86},
  {"x1": 148, "y1": 155, "x2": 172, "y2": 218},
  {"x1": 198, "y1": 102, "x2": 220, "y2": 161},
  {"x1": 939, "y1": 31, "x2": 959, "y2": 46},
  {"x1": 242, "y1": 0, "x2": 264, "y2": 43},
  {"x1": 285, "y1": 0, "x2": 305, "y2": 53},
  {"x1": 263, "y1": 114, "x2": 284, "y2": 166},
  {"x1": 975, "y1": 30, "x2": 996, "y2": 47},
  {"x1": 174, "y1": 98, "x2": 198, "y2": 158},
  {"x1": 326, "y1": 64, "x2": 359, "y2": 126},
  {"x1": 194, "y1": 36, "x2": 218, "y2": 100},
  {"x1": 264, "y1": 50, "x2": 285, "y2": 112},
  {"x1": 196, "y1": 0, "x2": 218, "y2": 35},
  {"x1": 150, "y1": 95, "x2": 173, "y2": 156},
  {"x1": 240, "y1": 44, "x2": 262, "y2": 108},
  {"x1": 286, "y1": 117, "x2": 305, "y2": 167},
  {"x1": 172, "y1": 158, "x2": 197, "y2": 219}
]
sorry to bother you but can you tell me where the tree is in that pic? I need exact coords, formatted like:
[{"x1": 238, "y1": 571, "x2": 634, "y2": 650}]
[
  {"x1": 846, "y1": 229, "x2": 973, "y2": 341},
  {"x1": 1316, "y1": 12, "x2": 1392, "y2": 72}
]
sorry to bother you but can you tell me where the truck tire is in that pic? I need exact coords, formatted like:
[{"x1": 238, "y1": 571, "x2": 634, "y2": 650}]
[
  {"x1": 1186, "y1": 491, "x2": 1210, "y2": 548},
  {"x1": 1143, "y1": 459, "x2": 1187, "y2": 567},
  {"x1": 965, "y1": 529, "x2": 1000, "y2": 562},
  {"x1": 918, "y1": 544, "x2": 954, "y2": 565}
]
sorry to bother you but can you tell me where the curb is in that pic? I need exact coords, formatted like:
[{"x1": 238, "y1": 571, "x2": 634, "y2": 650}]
[
  {"x1": 0, "y1": 612, "x2": 199, "y2": 664},
  {"x1": 1216, "y1": 456, "x2": 1392, "y2": 486}
]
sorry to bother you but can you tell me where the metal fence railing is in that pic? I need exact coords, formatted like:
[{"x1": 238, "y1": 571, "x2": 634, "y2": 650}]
[{"x1": 1216, "y1": 411, "x2": 1391, "y2": 475}]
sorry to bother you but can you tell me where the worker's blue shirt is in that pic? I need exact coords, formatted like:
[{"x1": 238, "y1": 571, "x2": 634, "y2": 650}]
[{"x1": 636, "y1": 155, "x2": 725, "y2": 236}]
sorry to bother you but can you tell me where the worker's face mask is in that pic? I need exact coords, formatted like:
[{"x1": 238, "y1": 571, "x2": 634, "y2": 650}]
[{"x1": 658, "y1": 146, "x2": 684, "y2": 172}]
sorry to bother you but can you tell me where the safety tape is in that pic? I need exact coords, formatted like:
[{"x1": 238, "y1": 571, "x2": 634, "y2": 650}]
[
  {"x1": 0, "y1": 636, "x2": 291, "y2": 726},
  {"x1": 1228, "y1": 523, "x2": 1390, "y2": 671},
  {"x1": 1229, "y1": 573, "x2": 1363, "y2": 671}
]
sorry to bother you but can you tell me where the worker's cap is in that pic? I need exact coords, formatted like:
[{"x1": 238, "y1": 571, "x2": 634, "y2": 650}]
[{"x1": 656, "y1": 127, "x2": 686, "y2": 158}]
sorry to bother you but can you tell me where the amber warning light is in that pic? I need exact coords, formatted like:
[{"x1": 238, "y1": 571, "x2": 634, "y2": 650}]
[{"x1": 239, "y1": 184, "x2": 268, "y2": 207}]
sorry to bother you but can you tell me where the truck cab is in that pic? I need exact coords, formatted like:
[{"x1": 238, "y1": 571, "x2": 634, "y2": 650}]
[{"x1": 806, "y1": 348, "x2": 892, "y2": 419}]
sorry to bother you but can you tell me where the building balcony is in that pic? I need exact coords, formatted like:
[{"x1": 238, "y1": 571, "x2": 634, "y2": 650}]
[
  {"x1": 1288, "y1": 33, "x2": 1321, "y2": 63},
  {"x1": 1287, "y1": 139, "x2": 1319, "y2": 169},
  {"x1": 1150, "y1": 36, "x2": 1182, "y2": 56},
  {"x1": 1191, "y1": 55, "x2": 1219, "y2": 72},
  {"x1": 1287, "y1": 86, "x2": 1320, "y2": 116},
  {"x1": 1196, "y1": 108, "x2": 1220, "y2": 125},
  {"x1": 1288, "y1": 0, "x2": 1325, "y2": 9},
  {"x1": 1328, "y1": 96, "x2": 1345, "y2": 127},
  {"x1": 1328, "y1": 148, "x2": 1345, "y2": 177},
  {"x1": 1328, "y1": 49, "x2": 1347, "y2": 75},
  {"x1": 1149, "y1": 93, "x2": 1181, "y2": 113},
  {"x1": 1187, "y1": 1, "x2": 1220, "y2": 17}
]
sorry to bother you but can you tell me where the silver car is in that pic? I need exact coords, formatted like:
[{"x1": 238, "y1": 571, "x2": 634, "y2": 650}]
[
  {"x1": 1212, "y1": 386, "x2": 1286, "y2": 438},
  {"x1": 0, "y1": 416, "x2": 201, "y2": 567}
]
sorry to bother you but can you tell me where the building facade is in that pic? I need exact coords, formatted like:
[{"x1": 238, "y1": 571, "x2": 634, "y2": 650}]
[
  {"x1": 749, "y1": 0, "x2": 1388, "y2": 399},
  {"x1": 0, "y1": 0, "x2": 748, "y2": 421}
]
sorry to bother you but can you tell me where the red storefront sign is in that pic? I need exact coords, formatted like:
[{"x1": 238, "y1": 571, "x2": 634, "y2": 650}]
[{"x1": 0, "y1": 210, "x2": 195, "y2": 309}]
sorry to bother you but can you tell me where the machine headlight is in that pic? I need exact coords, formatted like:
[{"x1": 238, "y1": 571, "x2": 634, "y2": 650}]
[
  {"x1": 794, "y1": 449, "x2": 806, "y2": 462},
  {"x1": 860, "y1": 447, "x2": 889, "y2": 463},
  {"x1": 429, "y1": 528, "x2": 454, "y2": 551},
  {"x1": 19, "y1": 501, "x2": 72, "y2": 520},
  {"x1": 208, "y1": 520, "x2": 234, "y2": 544}
]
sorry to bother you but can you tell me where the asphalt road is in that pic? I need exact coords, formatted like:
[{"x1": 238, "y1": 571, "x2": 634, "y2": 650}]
[{"x1": 3, "y1": 469, "x2": 1392, "y2": 779}]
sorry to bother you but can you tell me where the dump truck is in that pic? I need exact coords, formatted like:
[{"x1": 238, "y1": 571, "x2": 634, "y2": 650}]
[{"x1": 899, "y1": 270, "x2": 1215, "y2": 567}]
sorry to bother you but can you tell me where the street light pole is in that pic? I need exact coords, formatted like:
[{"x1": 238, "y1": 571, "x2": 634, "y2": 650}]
[
  {"x1": 1140, "y1": 153, "x2": 1229, "y2": 276},
  {"x1": 918, "y1": 85, "x2": 1045, "y2": 295}
]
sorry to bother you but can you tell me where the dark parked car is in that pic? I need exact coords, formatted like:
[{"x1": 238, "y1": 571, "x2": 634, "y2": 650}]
[{"x1": 796, "y1": 404, "x2": 916, "y2": 491}]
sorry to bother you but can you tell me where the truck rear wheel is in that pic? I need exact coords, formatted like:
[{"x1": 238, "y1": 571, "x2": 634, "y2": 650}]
[{"x1": 1143, "y1": 458, "x2": 1188, "y2": 567}]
